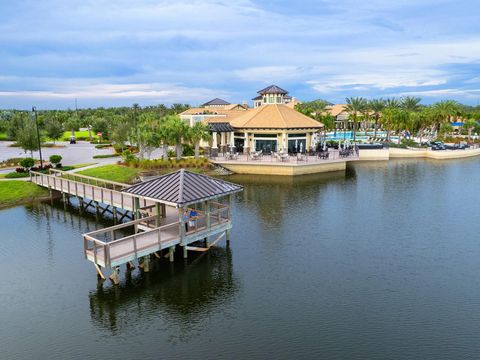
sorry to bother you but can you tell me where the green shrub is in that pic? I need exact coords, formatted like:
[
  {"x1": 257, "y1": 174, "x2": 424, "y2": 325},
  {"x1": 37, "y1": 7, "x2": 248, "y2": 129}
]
[
  {"x1": 182, "y1": 144, "x2": 195, "y2": 156},
  {"x1": 49, "y1": 155, "x2": 62, "y2": 165},
  {"x1": 92, "y1": 154, "x2": 120, "y2": 159},
  {"x1": 5, "y1": 171, "x2": 30, "y2": 178},
  {"x1": 95, "y1": 143, "x2": 112, "y2": 149},
  {"x1": 20, "y1": 158, "x2": 35, "y2": 169},
  {"x1": 121, "y1": 150, "x2": 137, "y2": 164},
  {"x1": 167, "y1": 149, "x2": 176, "y2": 158}
]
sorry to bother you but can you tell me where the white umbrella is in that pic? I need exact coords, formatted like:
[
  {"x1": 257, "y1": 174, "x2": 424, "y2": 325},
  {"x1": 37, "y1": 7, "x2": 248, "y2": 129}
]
[
  {"x1": 299, "y1": 142, "x2": 303, "y2": 153},
  {"x1": 295, "y1": 139, "x2": 298, "y2": 151},
  {"x1": 323, "y1": 143, "x2": 327, "y2": 151}
]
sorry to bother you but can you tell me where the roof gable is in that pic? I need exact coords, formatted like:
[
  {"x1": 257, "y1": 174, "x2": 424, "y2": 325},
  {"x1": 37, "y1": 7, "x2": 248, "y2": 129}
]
[{"x1": 202, "y1": 98, "x2": 231, "y2": 106}]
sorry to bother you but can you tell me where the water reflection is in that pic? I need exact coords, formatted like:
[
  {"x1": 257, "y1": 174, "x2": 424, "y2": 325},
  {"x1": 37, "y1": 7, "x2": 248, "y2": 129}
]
[
  {"x1": 88, "y1": 246, "x2": 238, "y2": 334},
  {"x1": 229, "y1": 171, "x2": 348, "y2": 227}
]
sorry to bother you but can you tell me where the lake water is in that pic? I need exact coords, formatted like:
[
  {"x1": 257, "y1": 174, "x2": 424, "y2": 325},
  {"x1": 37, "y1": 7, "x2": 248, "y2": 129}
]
[{"x1": 1, "y1": 159, "x2": 480, "y2": 359}]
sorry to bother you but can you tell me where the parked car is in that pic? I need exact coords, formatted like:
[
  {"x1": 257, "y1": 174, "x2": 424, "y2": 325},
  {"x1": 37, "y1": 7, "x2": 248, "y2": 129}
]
[
  {"x1": 69, "y1": 136, "x2": 76, "y2": 144},
  {"x1": 430, "y1": 141, "x2": 446, "y2": 150}
]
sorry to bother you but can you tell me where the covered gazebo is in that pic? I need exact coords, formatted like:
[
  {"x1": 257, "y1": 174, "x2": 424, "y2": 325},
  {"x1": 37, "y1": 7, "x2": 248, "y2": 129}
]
[{"x1": 83, "y1": 169, "x2": 243, "y2": 282}]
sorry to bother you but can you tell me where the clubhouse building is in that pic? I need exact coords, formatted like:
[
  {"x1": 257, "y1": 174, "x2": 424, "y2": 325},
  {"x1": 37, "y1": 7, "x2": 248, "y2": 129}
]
[{"x1": 180, "y1": 85, "x2": 323, "y2": 154}]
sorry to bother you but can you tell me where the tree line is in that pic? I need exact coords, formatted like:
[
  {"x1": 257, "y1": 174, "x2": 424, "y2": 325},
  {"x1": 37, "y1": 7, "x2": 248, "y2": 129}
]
[
  {"x1": 295, "y1": 97, "x2": 480, "y2": 143},
  {"x1": 0, "y1": 103, "x2": 211, "y2": 159}
]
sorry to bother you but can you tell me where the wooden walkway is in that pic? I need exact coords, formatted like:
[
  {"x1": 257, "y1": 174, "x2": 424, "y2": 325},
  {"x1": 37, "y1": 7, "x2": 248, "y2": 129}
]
[{"x1": 30, "y1": 169, "x2": 153, "y2": 211}]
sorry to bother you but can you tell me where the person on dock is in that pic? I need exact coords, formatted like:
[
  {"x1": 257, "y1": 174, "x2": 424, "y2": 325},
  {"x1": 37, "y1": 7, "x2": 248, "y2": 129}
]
[
  {"x1": 183, "y1": 209, "x2": 189, "y2": 233},
  {"x1": 189, "y1": 208, "x2": 198, "y2": 230}
]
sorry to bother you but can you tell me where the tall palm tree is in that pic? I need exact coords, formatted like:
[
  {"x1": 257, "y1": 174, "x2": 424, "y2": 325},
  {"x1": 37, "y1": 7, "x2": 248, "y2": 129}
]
[
  {"x1": 385, "y1": 97, "x2": 401, "y2": 109},
  {"x1": 401, "y1": 96, "x2": 422, "y2": 112},
  {"x1": 189, "y1": 122, "x2": 211, "y2": 159},
  {"x1": 361, "y1": 100, "x2": 372, "y2": 136},
  {"x1": 370, "y1": 99, "x2": 385, "y2": 138},
  {"x1": 345, "y1": 97, "x2": 367, "y2": 142},
  {"x1": 463, "y1": 119, "x2": 477, "y2": 139},
  {"x1": 432, "y1": 100, "x2": 460, "y2": 129},
  {"x1": 162, "y1": 115, "x2": 189, "y2": 159}
]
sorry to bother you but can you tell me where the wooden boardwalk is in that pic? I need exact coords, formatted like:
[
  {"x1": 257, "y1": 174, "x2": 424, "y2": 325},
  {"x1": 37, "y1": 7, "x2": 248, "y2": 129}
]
[{"x1": 30, "y1": 169, "x2": 148, "y2": 211}]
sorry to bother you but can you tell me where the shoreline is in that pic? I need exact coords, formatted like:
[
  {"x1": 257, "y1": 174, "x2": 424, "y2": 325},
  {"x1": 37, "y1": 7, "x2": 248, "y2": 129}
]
[{"x1": 358, "y1": 147, "x2": 480, "y2": 161}]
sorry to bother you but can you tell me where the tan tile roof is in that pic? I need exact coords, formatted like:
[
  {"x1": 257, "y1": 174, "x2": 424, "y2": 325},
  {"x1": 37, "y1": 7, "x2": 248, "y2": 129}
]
[
  {"x1": 230, "y1": 104, "x2": 323, "y2": 129},
  {"x1": 180, "y1": 107, "x2": 246, "y2": 116},
  {"x1": 326, "y1": 104, "x2": 347, "y2": 117}
]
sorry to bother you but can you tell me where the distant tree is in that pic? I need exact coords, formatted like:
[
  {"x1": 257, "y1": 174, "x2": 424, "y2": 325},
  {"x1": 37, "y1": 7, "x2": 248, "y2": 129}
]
[
  {"x1": 16, "y1": 117, "x2": 39, "y2": 157},
  {"x1": 369, "y1": 99, "x2": 385, "y2": 138},
  {"x1": 64, "y1": 117, "x2": 79, "y2": 137},
  {"x1": 385, "y1": 98, "x2": 401, "y2": 109},
  {"x1": 92, "y1": 117, "x2": 110, "y2": 138},
  {"x1": 170, "y1": 103, "x2": 190, "y2": 114},
  {"x1": 111, "y1": 120, "x2": 132, "y2": 152},
  {"x1": 345, "y1": 97, "x2": 367, "y2": 142},
  {"x1": 7, "y1": 112, "x2": 27, "y2": 139},
  {"x1": 45, "y1": 116, "x2": 64, "y2": 143},
  {"x1": 463, "y1": 119, "x2": 477, "y2": 139},
  {"x1": 401, "y1": 96, "x2": 422, "y2": 112}
]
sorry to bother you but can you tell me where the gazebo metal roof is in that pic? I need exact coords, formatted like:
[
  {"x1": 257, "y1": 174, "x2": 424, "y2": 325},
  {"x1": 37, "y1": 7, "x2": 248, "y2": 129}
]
[
  {"x1": 202, "y1": 98, "x2": 231, "y2": 106},
  {"x1": 257, "y1": 85, "x2": 288, "y2": 95},
  {"x1": 209, "y1": 122, "x2": 235, "y2": 132},
  {"x1": 123, "y1": 169, "x2": 243, "y2": 207}
]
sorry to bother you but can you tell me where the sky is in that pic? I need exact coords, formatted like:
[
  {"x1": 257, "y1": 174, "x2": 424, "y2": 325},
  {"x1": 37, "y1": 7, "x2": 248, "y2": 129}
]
[{"x1": 1, "y1": 0, "x2": 480, "y2": 109}]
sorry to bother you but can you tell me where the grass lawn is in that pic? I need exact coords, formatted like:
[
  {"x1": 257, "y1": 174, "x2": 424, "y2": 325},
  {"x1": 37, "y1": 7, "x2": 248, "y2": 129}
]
[
  {"x1": 0, "y1": 132, "x2": 11, "y2": 141},
  {"x1": 77, "y1": 164, "x2": 141, "y2": 184},
  {"x1": 0, "y1": 181, "x2": 49, "y2": 208},
  {"x1": 60, "y1": 131, "x2": 99, "y2": 141}
]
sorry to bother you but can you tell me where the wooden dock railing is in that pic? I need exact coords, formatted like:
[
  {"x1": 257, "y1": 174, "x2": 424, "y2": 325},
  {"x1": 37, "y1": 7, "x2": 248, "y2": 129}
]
[{"x1": 30, "y1": 170, "x2": 142, "y2": 211}]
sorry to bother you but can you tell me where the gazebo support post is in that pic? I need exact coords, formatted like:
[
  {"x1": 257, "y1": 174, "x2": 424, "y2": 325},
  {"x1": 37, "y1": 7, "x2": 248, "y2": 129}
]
[{"x1": 169, "y1": 246, "x2": 175, "y2": 262}]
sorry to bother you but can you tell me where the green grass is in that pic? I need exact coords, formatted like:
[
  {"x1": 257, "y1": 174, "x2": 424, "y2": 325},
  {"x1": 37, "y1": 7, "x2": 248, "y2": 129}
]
[
  {"x1": 0, "y1": 181, "x2": 49, "y2": 208},
  {"x1": 92, "y1": 154, "x2": 119, "y2": 159},
  {"x1": 0, "y1": 132, "x2": 11, "y2": 141},
  {"x1": 77, "y1": 164, "x2": 141, "y2": 184},
  {"x1": 60, "y1": 131, "x2": 99, "y2": 141}
]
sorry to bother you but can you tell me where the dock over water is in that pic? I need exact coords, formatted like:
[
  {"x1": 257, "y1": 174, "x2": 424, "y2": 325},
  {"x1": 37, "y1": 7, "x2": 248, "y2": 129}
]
[{"x1": 31, "y1": 169, "x2": 243, "y2": 283}]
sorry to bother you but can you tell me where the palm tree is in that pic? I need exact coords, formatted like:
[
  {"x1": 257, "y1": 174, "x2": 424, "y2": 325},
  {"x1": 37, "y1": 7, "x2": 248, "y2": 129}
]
[
  {"x1": 162, "y1": 115, "x2": 189, "y2": 159},
  {"x1": 385, "y1": 97, "x2": 401, "y2": 109},
  {"x1": 188, "y1": 122, "x2": 211, "y2": 159},
  {"x1": 433, "y1": 100, "x2": 460, "y2": 122},
  {"x1": 361, "y1": 100, "x2": 372, "y2": 136},
  {"x1": 463, "y1": 119, "x2": 477, "y2": 139},
  {"x1": 369, "y1": 99, "x2": 385, "y2": 138},
  {"x1": 345, "y1": 97, "x2": 367, "y2": 142},
  {"x1": 401, "y1": 96, "x2": 422, "y2": 112}
]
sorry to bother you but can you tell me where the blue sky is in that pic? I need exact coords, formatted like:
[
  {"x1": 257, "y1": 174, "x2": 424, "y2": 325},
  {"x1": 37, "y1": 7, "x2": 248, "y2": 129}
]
[{"x1": 1, "y1": 0, "x2": 480, "y2": 109}]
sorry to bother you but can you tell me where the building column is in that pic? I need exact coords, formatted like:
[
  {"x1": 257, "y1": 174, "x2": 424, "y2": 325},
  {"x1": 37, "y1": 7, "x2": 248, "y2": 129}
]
[
  {"x1": 211, "y1": 131, "x2": 218, "y2": 157},
  {"x1": 220, "y1": 132, "x2": 226, "y2": 153},
  {"x1": 282, "y1": 132, "x2": 287, "y2": 152},
  {"x1": 243, "y1": 132, "x2": 249, "y2": 154},
  {"x1": 230, "y1": 132, "x2": 235, "y2": 148}
]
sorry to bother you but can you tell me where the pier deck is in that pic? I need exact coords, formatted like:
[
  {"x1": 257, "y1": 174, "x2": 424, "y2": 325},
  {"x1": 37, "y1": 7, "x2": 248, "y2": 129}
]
[{"x1": 29, "y1": 169, "x2": 242, "y2": 280}]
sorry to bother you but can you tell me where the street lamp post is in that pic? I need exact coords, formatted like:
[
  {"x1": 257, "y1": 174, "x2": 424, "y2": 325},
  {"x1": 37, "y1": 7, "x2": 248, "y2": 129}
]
[{"x1": 32, "y1": 106, "x2": 43, "y2": 168}]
